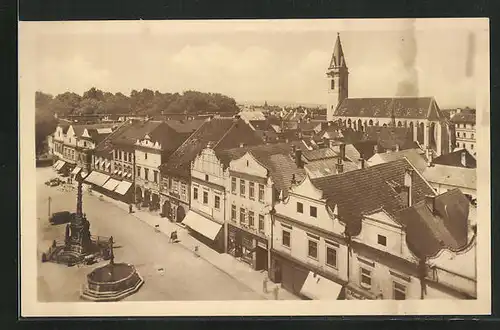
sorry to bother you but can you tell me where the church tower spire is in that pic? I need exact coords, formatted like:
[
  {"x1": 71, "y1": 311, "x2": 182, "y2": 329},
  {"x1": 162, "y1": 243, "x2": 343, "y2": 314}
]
[{"x1": 326, "y1": 33, "x2": 349, "y2": 122}]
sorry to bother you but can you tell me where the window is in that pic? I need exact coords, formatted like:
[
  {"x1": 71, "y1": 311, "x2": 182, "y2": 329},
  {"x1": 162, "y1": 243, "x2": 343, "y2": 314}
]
[
  {"x1": 310, "y1": 206, "x2": 317, "y2": 218},
  {"x1": 214, "y1": 195, "x2": 220, "y2": 209},
  {"x1": 326, "y1": 246, "x2": 337, "y2": 268},
  {"x1": 231, "y1": 205, "x2": 237, "y2": 221},
  {"x1": 205, "y1": 174, "x2": 209, "y2": 181},
  {"x1": 144, "y1": 152, "x2": 148, "y2": 160},
  {"x1": 393, "y1": 282, "x2": 406, "y2": 300},
  {"x1": 258, "y1": 214, "x2": 265, "y2": 232},
  {"x1": 308, "y1": 240, "x2": 318, "y2": 259},
  {"x1": 144, "y1": 168, "x2": 149, "y2": 181},
  {"x1": 248, "y1": 211, "x2": 255, "y2": 227},
  {"x1": 240, "y1": 179, "x2": 246, "y2": 196},
  {"x1": 330, "y1": 79, "x2": 335, "y2": 90},
  {"x1": 258, "y1": 184, "x2": 265, "y2": 202},
  {"x1": 231, "y1": 178, "x2": 237, "y2": 194},
  {"x1": 377, "y1": 234, "x2": 387, "y2": 246},
  {"x1": 282, "y1": 230, "x2": 291, "y2": 247},
  {"x1": 471, "y1": 133, "x2": 475, "y2": 139},
  {"x1": 297, "y1": 202, "x2": 303, "y2": 213},
  {"x1": 193, "y1": 187, "x2": 198, "y2": 200},
  {"x1": 240, "y1": 208, "x2": 246, "y2": 224},
  {"x1": 153, "y1": 171, "x2": 158, "y2": 183},
  {"x1": 181, "y1": 184, "x2": 187, "y2": 200},
  {"x1": 128, "y1": 153, "x2": 132, "y2": 162},
  {"x1": 471, "y1": 144, "x2": 474, "y2": 150},
  {"x1": 457, "y1": 132, "x2": 460, "y2": 137},
  {"x1": 249, "y1": 182, "x2": 255, "y2": 199},
  {"x1": 203, "y1": 191, "x2": 208, "y2": 204},
  {"x1": 360, "y1": 268, "x2": 372, "y2": 288}
]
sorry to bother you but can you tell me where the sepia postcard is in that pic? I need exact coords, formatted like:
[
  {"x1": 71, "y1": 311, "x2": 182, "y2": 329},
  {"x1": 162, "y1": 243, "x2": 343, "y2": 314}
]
[{"x1": 19, "y1": 18, "x2": 490, "y2": 317}]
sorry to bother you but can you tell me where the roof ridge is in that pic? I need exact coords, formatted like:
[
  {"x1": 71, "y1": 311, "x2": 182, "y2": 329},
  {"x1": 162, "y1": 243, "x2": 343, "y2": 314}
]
[
  {"x1": 212, "y1": 119, "x2": 238, "y2": 149},
  {"x1": 169, "y1": 118, "x2": 211, "y2": 156}
]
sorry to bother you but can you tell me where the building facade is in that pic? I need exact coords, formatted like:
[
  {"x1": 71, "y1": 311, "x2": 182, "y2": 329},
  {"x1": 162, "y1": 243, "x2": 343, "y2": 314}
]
[{"x1": 450, "y1": 109, "x2": 476, "y2": 156}]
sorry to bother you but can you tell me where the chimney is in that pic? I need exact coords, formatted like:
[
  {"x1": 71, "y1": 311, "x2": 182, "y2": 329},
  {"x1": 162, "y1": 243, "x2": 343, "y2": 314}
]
[
  {"x1": 295, "y1": 149, "x2": 303, "y2": 168},
  {"x1": 425, "y1": 195, "x2": 436, "y2": 214},
  {"x1": 374, "y1": 144, "x2": 379, "y2": 154},
  {"x1": 291, "y1": 174, "x2": 297, "y2": 185},
  {"x1": 339, "y1": 143, "x2": 346, "y2": 161},
  {"x1": 395, "y1": 144, "x2": 400, "y2": 152},
  {"x1": 291, "y1": 145, "x2": 297, "y2": 155},
  {"x1": 404, "y1": 169, "x2": 414, "y2": 207},
  {"x1": 461, "y1": 151, "x2": 467, "y2": 167},
  {"x1": 359, "y1": 157, "x2": 365, "y2": 169},
  {"x1": 336, "y1": 162, "x2": 344, "y2": 174},
  {"x1": 239, "y1": 143, "x2": 245, "y2": 148}
]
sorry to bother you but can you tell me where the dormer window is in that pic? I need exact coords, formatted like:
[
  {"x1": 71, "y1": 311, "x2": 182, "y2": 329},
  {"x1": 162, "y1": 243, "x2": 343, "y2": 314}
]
[
  {"x1": 377, "y1": 234, "x2": 387, "y2": 246},
  {"x1": 144, "y1": 152, "x2": 148, "y2": 160}
]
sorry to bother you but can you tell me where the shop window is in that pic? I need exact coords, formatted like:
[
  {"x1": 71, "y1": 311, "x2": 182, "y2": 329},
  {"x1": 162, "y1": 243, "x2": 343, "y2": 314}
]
[
  {"x1": 231, "y1": 205, "x2": 236, "y2": 221},
  {"x1": 203, "y1": 191, "x2": 208, "y2": 204},
  {"x1": 258, "y1": 184, "x2": 265, "y2": 202},
  {"x1": 258, "y1": 214, "x2": 265, "y2": 233},
  {"x1": 377, "y1": 234, "x2": 387, "y2": 246},
  {"x1": 393, "y1": 282, "x2": 406, "y2": 300},
  {"x1": 248, "y1": 211, "x2": 254, "y2": 227},
  {"x1": 308, "y1": 240, "x2": 318, "y2": 259},
  {"x1": 193, "y1": 187, "x2": 198, "y2": 200},
  {"x1": 153, "y1": 171, "x2": 158, "y2": 183},
  {"x1": 297, "y1": 202, "x2": 303, "y2": 213},
  {"x1": 144, "y1": 152, "x2": 148, "y2": 160},
  {"x1": 282, "y1": 230, "x2": 290, "y2": 247},
  {"x1": 240, "y1": 179, "x2": 246, "y2": 197},
  {"x1": 249, "y1": 182, "x2": 255, "y2": 199},
  {"x1": 231, "y1": 177, "x2": 236, "y2": 194},
  {"x1": 310, "y1": 206, "x2": 317, "y2": 218},
  {"x1": 360, "y1": 267, "x2": 372, "y2": 289},
  {"x1": 326, "y1": 246, "x2": 337, "y2": 268},
  {"x1": 214, "y1": 195, "x2": 220, "y2": 210}
]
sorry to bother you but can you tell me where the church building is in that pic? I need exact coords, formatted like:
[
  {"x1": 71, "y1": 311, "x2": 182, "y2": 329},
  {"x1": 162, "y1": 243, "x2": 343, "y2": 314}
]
[{"x1": 326, "y1": 33, "x2": 453, "y2": 156}]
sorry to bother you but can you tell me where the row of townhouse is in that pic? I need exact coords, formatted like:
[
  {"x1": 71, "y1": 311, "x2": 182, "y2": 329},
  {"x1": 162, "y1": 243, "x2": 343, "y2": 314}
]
[{"x1": 50, "y1": 122, "x2": 118, "y2": 179}]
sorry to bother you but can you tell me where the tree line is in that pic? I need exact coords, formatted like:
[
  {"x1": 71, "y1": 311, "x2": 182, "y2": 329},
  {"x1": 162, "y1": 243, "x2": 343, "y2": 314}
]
[{"x1": 35, "y1": 88, "x2": 240, "y2": 155}]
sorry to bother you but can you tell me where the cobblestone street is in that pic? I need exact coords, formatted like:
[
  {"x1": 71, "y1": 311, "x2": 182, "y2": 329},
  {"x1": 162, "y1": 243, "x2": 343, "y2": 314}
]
[{"x1": 37, "y1": 167, "x2": 267, "y2": 301}]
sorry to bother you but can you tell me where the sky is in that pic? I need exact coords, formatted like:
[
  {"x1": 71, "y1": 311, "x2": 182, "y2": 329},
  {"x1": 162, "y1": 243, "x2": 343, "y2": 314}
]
[{"x1": 24, "y1": 19, "x2": 489, "y2": 108}]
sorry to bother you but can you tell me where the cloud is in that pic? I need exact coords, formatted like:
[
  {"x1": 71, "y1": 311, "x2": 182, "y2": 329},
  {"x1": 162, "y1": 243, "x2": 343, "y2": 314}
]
[{"x1": 37, "y1": 56, "x2": 110, "y2": 94}]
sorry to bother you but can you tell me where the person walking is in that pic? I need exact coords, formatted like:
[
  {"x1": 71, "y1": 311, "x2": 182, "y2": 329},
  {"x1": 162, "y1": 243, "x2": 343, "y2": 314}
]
[
  {"x1": 273, "y1": 286, "x2": 279, "y2": 300},
  {"x1": 263, "y1": 277, "x2": 268, "y2": 294},
  {"x1": 129, "y1": 204, "x2": 133, "y2": 214}
]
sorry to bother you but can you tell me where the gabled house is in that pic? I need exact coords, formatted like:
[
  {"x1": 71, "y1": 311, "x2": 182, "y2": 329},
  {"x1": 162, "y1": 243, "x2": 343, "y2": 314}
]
[
  {"x1": 158, "y1": 117, "x2": 263, "y2": 224},
  {"x1": 270, "y1": 158, "x2": 475, "y2": 300}
]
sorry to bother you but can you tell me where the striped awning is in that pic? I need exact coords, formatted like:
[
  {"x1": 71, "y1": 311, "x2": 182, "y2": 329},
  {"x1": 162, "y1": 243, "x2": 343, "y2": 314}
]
[
  {"x1": 55, "y1": 160, "x2": 67, "y2": 171},
  {"x1": 182, "y1": 211, "x2": 222, "y2": 241},
  {"x1": 71, "y1": 166, "x2": 82, "y2": 176},
  {"x1": 300, "y1": 272, "x2": 344, "y2": 300},
  {"x1": 84, "y1": 171, "x2": 110, "y2": 186},
  {"x1": 102, "y1": 178, "x2": 121, "y2": 191},
  {"x1": 114, "y1": 181, "x2": 132, "y2": 195},
  {"x1": 53, "y1": 160, "x2": 62, "y2": 169}
]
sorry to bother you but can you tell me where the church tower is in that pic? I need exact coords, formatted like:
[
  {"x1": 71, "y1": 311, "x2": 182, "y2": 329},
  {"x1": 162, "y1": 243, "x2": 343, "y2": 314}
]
[{"x1": 326, "y1": 33, "x2": 349, "y2": 122}]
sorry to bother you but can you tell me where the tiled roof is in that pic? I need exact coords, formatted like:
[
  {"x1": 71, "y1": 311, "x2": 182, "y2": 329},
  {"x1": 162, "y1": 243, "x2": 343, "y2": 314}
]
[
  {"x1": 218, "y1": 142, "x2": 307, "y2": 197},
  {"x1": 160, "y1": 118, "x2": 263, "y2": 177},
  {"x1": 422, "y1": 164, "x2": 476, "y2": 190},
  {"x1": 238, "y1": 111, "x2": 267, "y2": 121},
  {"x1": 249, "y1": 120, "x2": 273, "y2": 131},
  {"x1": 432, "y1": 149, "x2": 476, "y2": 168},
  {"x1": 367, "y1": 148, "x2": 428, "y2": 173},
  {"x1": 397, "y1": 189, "x2": 470, "y2": 259},
  {"x1": 83, "y1": 128, "x2": 111, "y2": 145},
  {"x1": 71, "y1": 123, "x2": 116, "y2": 137},
  {"x1": 108, "y1": 120, "x2": 165, "y2": 147},
  {"x1": 164, "y1": 119, "x2": 205, "y2": 134},
  {"x1": 363, "y1": 126, "x2": 416, "y2": 151},
  {"x1": 450, "y1": 111, "x2": 476, "y2": 124},
  {"x1": 311, "y1": 158, "x2": 435, "y2": 236},
  {"x1": 304, "y1": 158, "x2": 358, "y2": 178},
  {"x1": 335, "y1": 97, "x2": 442, "y2": 120},
  {"x1": 302, "y1": 147, "x2": 337, "y2": 161}
]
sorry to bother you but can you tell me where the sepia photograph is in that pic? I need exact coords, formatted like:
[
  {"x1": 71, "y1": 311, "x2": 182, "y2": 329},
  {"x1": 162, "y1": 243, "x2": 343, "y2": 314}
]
[{"x1": 19, "y1": 18, "x2": 490, "y2": 316}]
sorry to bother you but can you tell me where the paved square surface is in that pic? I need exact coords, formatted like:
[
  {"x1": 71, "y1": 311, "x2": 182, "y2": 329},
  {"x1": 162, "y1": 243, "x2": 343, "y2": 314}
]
[{"x1": 36, "y1": 167, "x2": 264, "y2": 301}]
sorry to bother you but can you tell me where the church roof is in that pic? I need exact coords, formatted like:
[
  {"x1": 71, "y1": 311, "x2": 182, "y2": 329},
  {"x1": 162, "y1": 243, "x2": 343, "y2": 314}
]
[
  {"x1": 334, "y1": 97, "x2": 443, "y2": 120},
  {"x1": 329, "y1": 33, "x2": 347, "y2": 69}
]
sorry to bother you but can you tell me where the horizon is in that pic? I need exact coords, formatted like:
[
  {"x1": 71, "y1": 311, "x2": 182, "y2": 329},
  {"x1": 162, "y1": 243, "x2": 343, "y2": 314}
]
[{"x1": 26, "y1": 19, "x2": 488, "y2": 109}]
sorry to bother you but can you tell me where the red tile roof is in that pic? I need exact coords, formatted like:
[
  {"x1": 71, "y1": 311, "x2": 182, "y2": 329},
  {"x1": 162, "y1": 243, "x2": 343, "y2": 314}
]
[
  {"x1": 335, "y1": 97, "x2": 443, "y2": 120},
  {"x1": 311, "y1": 158, "x2": 435, "y2": 236},
  {"x1": 397, "y1": 189, "x2": 470, "y2": 259},
  {"x1": 160, "y1": 118, "x2": 263, "y2": 177}
]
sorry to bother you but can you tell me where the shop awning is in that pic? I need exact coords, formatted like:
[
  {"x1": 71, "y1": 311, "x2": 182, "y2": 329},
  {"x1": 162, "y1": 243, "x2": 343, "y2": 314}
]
[
  {"x1": 102, "y1": 178, "x2": 121, "y2": 191},
  {"x1": 84, "y1": 171, "x2": 110, "y2": 186},
  {"x1": 182, "y1": 211, "x2": 222, "y2": 241},
  {"x1": 56, "y1": 160, "x2": 67, "y2": 171},
  {"x1": 53, "y1": 160, "x2": 63, "y2": 169},
  {"x1": 114, "y1": 180, "x2": 133, "y2": 195},
  {"x1": 71, "y1": 166, "x2": 82, "y2": 176},
  {"x1": 300, "y1": 272, "x2": 344, "y2": 300}
]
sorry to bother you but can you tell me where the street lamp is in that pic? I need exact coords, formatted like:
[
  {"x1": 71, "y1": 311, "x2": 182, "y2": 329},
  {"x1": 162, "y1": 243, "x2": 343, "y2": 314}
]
[{"x1": 48, "y1": 196, "x2": 52, "y2": 218}]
